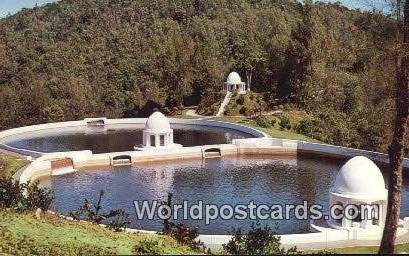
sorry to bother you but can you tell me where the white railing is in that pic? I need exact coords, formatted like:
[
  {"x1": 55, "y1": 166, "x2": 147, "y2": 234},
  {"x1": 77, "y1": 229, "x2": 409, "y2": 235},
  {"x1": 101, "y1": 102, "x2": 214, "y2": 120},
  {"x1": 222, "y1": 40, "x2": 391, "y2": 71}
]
[{"x1": 216, "y1": 91, "x2": 233, "y2": 117}]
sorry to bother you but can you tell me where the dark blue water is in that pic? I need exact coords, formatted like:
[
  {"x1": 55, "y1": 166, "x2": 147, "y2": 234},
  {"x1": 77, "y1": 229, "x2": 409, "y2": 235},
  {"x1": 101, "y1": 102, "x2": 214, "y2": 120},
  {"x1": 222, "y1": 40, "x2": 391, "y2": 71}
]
[
  {"x1": 2, "y1": 124, "x2": 254, "y2": 153},
  {"x1": 34, "y1": 155, "x2": 373, "y2": 234},
  {"x1": 40, "y1": 155, "x2": 409, "y2": 235}
]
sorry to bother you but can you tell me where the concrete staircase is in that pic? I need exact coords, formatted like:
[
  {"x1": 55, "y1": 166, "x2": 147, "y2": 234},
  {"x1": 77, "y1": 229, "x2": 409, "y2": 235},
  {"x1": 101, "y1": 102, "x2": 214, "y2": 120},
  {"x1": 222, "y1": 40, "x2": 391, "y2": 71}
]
[{"x1": 216, "y1": 91, "x2": 232, "y2": 117}]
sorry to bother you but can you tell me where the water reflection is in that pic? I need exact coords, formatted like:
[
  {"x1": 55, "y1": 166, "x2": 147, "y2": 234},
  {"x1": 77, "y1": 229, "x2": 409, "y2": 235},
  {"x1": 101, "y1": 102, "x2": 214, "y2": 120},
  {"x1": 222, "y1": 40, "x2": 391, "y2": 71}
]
[{"x1": 3, "y1": 124, "x2": 254, "y2": 153}]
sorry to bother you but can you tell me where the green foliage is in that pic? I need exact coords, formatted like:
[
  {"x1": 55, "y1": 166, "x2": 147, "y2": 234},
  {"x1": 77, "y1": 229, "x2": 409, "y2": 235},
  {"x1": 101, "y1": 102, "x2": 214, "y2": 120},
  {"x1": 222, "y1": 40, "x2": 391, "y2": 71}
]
[
  {"x1": 0, "y1": 177, "x2": 53, "y2": 211},
  {"x1": 224, "y1": 92, "x2": 266, "y2": 117},
  {"x1": 223, "y1": 223, "x2": 297, "y2": 255},
  {"x1": 279, "y1": 114, "x2": 292, "y2": 130},
  {"x1": 296, "y1": 119, "x2": 318, "y2": 137},
  {"x1": 197, "y1": 91, "x2": 225, "y2": 115},
  {"x1": 133, "y1": 238, "x2": 162, "y2": 255},
  {"x1": 0, "y1": 0, "x2": 400, "y2": 153},
  {"x1": 161, "y1": 193, "x2": 206, "y2": 252},
  {"x1": 69, "y1": 190, "x2": 130, "y2": 232},
  {"x1": 255, "y1": 116, "x2": 277, "y2": 128}
]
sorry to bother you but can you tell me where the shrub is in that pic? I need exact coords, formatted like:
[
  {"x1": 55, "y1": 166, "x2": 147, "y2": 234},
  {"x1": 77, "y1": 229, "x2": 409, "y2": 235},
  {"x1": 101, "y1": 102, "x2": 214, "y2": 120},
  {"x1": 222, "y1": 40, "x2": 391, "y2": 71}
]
[
  {"x1": 25, "y1": 181, "x2": 53, "y2": 211},
  {"x1": 296, "y1": 119, "x2": 318, "y2": 137},
  {"x1": 133, "y1": 238, "x2": 162, "y2": 255},
  {"x1": 223, "y1": 223, "x2": 297, "y2": 255},
  {"x1": 163, "y1": 222, "x2": 204, "y2": 251},
  {"x1": 0, "y1": 177, "x2": 52, "y2": 211},
  {"x1": 0, "y1": 177, "x2": 24, "y2": 210},
  {"x1": 255, "y1": 116, "x2": 276, "y2": 129},
  {"x1": 279, "y1": 115, "x2": 291, "y2": 130},
  {"x1": 236, "y1": 95, "x2": 245, "y2": 105},
  {"x1": 161, "y1": 193, "x2": 206, "y2": 251},
  {"x1": 69, "y1": 190, "x2": 130, "y2": 231}
]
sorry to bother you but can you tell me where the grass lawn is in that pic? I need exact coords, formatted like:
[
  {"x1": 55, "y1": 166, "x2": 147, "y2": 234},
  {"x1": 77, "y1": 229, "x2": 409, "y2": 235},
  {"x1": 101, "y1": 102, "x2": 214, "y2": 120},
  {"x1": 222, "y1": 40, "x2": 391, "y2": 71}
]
[
  {"x1": 0, "y1": 153, "x2": 195, "y2": 255},
  {"x1": 0, "y1": 210, "x2": 195, "y2": 255},
  {"x1": 0, "y1": 153, "x2": 29, "y2": 178},
  {"x1": 209, "y1": 116, "x2": 318, "y2": 142}
]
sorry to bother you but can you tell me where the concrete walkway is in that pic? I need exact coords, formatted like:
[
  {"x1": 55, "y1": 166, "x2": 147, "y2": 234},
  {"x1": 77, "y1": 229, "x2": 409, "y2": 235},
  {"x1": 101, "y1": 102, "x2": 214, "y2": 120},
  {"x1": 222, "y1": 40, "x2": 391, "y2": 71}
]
[{"x1": 282, "y1": 229, "x2": 409, "y2": 251}]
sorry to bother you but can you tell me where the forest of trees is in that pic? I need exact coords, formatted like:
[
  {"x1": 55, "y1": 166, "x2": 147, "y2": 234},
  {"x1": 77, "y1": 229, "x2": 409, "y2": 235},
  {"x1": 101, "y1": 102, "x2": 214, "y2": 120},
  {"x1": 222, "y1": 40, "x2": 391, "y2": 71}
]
[{"x1": 0, "y1": 0, "x2": 402, "y2": 153}]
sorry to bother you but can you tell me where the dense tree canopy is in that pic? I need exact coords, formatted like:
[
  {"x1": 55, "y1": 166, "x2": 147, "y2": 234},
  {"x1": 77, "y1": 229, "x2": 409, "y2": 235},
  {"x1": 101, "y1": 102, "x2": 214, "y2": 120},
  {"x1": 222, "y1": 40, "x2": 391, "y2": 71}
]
[{"x1": 0, "y1": 0, "x2": 401, "y2": 152}]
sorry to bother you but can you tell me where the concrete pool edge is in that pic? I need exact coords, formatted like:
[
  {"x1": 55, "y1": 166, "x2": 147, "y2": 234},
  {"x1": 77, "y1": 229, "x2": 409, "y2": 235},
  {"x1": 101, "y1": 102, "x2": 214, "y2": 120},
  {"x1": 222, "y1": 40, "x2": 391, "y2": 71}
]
[
  {"x1": 0, "y1": 117, "x2": 268, "y2": 157},
  {"x1": 3, "y1": 118, "x2": 409, "y2": 249}
]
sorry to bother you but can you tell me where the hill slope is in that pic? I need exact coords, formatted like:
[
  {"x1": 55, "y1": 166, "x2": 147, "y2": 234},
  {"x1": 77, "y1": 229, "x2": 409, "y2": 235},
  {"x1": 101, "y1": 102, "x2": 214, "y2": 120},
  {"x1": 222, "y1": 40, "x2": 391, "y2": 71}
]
[{"x1": 0, "y1": 0, "x2": 398, "y2": 152}]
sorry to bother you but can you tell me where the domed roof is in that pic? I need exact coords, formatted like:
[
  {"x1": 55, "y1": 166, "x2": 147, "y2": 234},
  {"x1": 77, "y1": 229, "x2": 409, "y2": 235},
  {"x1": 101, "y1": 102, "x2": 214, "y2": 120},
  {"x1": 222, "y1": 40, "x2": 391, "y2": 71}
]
[
  {"x1": 332, "y1": 156, "x2": 387, "y2": 200},
  {"x1": 226, "y1": 72, "x2": 243, "y2": 85},
  {"x1": 145, "y1": 111, "x2": 171, "y2": 131}
]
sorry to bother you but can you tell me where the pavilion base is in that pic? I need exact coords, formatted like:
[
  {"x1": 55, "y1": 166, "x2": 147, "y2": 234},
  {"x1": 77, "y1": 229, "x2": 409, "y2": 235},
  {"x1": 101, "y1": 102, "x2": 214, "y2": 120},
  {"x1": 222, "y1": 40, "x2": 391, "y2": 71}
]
[{"x1": 134, "y1": 143, "x2": 183, "y2": 151}]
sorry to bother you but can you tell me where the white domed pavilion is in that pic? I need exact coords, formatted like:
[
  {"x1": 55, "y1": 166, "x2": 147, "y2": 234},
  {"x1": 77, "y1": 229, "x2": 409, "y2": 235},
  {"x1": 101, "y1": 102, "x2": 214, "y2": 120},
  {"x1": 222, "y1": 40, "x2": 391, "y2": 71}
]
[
  {"x1": 223, "y1": 71, "x2": 247, "y2": 93},
  {"x1": 328, "y1": 156, "x2": 387, "y2": 230},
  {"x1": 134, "y1": 111, "x2": 182, "y2": 151}
]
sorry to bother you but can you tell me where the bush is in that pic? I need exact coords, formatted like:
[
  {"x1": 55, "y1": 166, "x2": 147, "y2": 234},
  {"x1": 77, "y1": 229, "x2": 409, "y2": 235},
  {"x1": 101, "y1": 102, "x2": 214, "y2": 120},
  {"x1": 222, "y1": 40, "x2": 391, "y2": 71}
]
[
  {"x1": 296, "y1": 119, "x2": 318, "y2": 137},
  {"x1": 0, "y1": 177, "x2": 52, "y2": 211},
  {"x1": 25, "y1": 181, "x2": 53, "y2": 211},
  {"x1": 279, "y1": 115, "x2": 291, "y2": 130},
  {"x1": 236, "y1": 95, "x2": 245, "y2": 105},
  {"x1": 69, "y1": 190, "x2": 130, "y2": 231},
  {"x1": 0, "y1": 177, "x2": 24, "y2": 210},
  {"x1": 163, "y1": 222, "x2": 204, "y2": 251},
  {"x1": 161, "y1": 193, "x2": 206, "y2": 252},
  {"x1": 255, "y1": 116, "x2": 276, "y2": 129},
  {"x1": 223, "y1": 223, "x2": 297, "y2": 255},
  {"x1": 133, "y1": 238, "x2": 162, "y2": 255}
]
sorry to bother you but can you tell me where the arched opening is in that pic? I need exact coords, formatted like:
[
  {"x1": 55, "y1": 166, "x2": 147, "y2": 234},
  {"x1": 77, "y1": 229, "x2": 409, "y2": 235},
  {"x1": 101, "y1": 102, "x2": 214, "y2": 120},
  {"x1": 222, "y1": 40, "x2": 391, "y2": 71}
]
[
  {"x1": 203, "y1": 148, "x2": 222, "y2": 158},
  {"x1": 112, "y1": 155, "x2": 132, "y2": 166},
  {"x1": 86, "y1": 119, "x2": 105, "y2": 127},
  {"x1": 160, "y1": 135, "x2": 165, "y2": 146}
]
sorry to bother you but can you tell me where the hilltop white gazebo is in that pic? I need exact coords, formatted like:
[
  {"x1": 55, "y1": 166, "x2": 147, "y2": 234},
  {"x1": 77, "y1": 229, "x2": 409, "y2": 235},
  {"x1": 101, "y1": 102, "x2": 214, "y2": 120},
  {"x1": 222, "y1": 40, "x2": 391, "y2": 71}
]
[
  {"x1": 223, "y1": 72, "x2": 247, "y2": 94},
  {"x1": 327, "y1": 156, "x2": 387, "y2": 231},
  {"x1": 134, "y1": 111, "x2": 182, "y2": 151}
]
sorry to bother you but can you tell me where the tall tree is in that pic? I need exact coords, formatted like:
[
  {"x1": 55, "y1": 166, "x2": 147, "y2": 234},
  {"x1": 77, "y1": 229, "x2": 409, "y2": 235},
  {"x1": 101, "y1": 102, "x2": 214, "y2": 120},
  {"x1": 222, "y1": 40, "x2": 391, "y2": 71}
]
[{"x1": 379, "y1": 0, "x2": 409, "y2": 253}]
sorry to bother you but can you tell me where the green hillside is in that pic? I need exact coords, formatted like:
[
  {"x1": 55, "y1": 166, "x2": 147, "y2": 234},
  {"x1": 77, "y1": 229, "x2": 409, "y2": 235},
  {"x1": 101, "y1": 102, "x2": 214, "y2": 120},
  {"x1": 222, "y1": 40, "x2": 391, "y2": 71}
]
[{"x1": 0, "y1": 0, "x2": 398, "y2": 152}]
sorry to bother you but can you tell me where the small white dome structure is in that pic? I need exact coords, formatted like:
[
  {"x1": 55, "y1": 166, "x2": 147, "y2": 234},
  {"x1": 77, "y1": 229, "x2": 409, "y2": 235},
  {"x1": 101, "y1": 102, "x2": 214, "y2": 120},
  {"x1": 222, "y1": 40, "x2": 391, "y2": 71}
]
[
  {"x1": 135, "y1": 111, "x2": 182, "y2": 151},
  {"x1": 226, "y1": 72, "x2": 242, "y2": 85},
  {"x1": 223, "y1": 71, "x2": 247, "y2": 93},
  {"x1": 332, "y1": 156, "x2": 387, "y2": 200},
  {"x1": 328, "y1": 156, "x2": 387, "y2": 231},
  {"x1": 145, "y1": 112, "x2": 172, "y2": 132}
]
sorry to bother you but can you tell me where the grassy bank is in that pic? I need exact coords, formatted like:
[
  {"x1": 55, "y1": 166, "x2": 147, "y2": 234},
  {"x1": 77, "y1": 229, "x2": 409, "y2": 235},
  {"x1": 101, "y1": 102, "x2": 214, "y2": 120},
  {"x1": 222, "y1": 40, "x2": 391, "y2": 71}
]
[
  {"x1": 0, "y1": 210, "x2": 195, "y2": 255},
  {"x1": 0, "y1": 153, "x2": 28, "y2": 178},
  {"x1": 209, "y1": 115, "x2": 317, "y2": 142},
  {"x1": 0, "y1": 153, "x2": 195, "y2": 255}
]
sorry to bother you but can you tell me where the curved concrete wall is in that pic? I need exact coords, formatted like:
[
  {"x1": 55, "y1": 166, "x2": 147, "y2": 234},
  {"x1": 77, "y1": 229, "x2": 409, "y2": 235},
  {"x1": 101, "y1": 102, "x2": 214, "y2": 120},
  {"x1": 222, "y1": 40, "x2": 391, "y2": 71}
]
[{"x1": 0, "y1": 117, "x2": 268, "y2": 158}]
